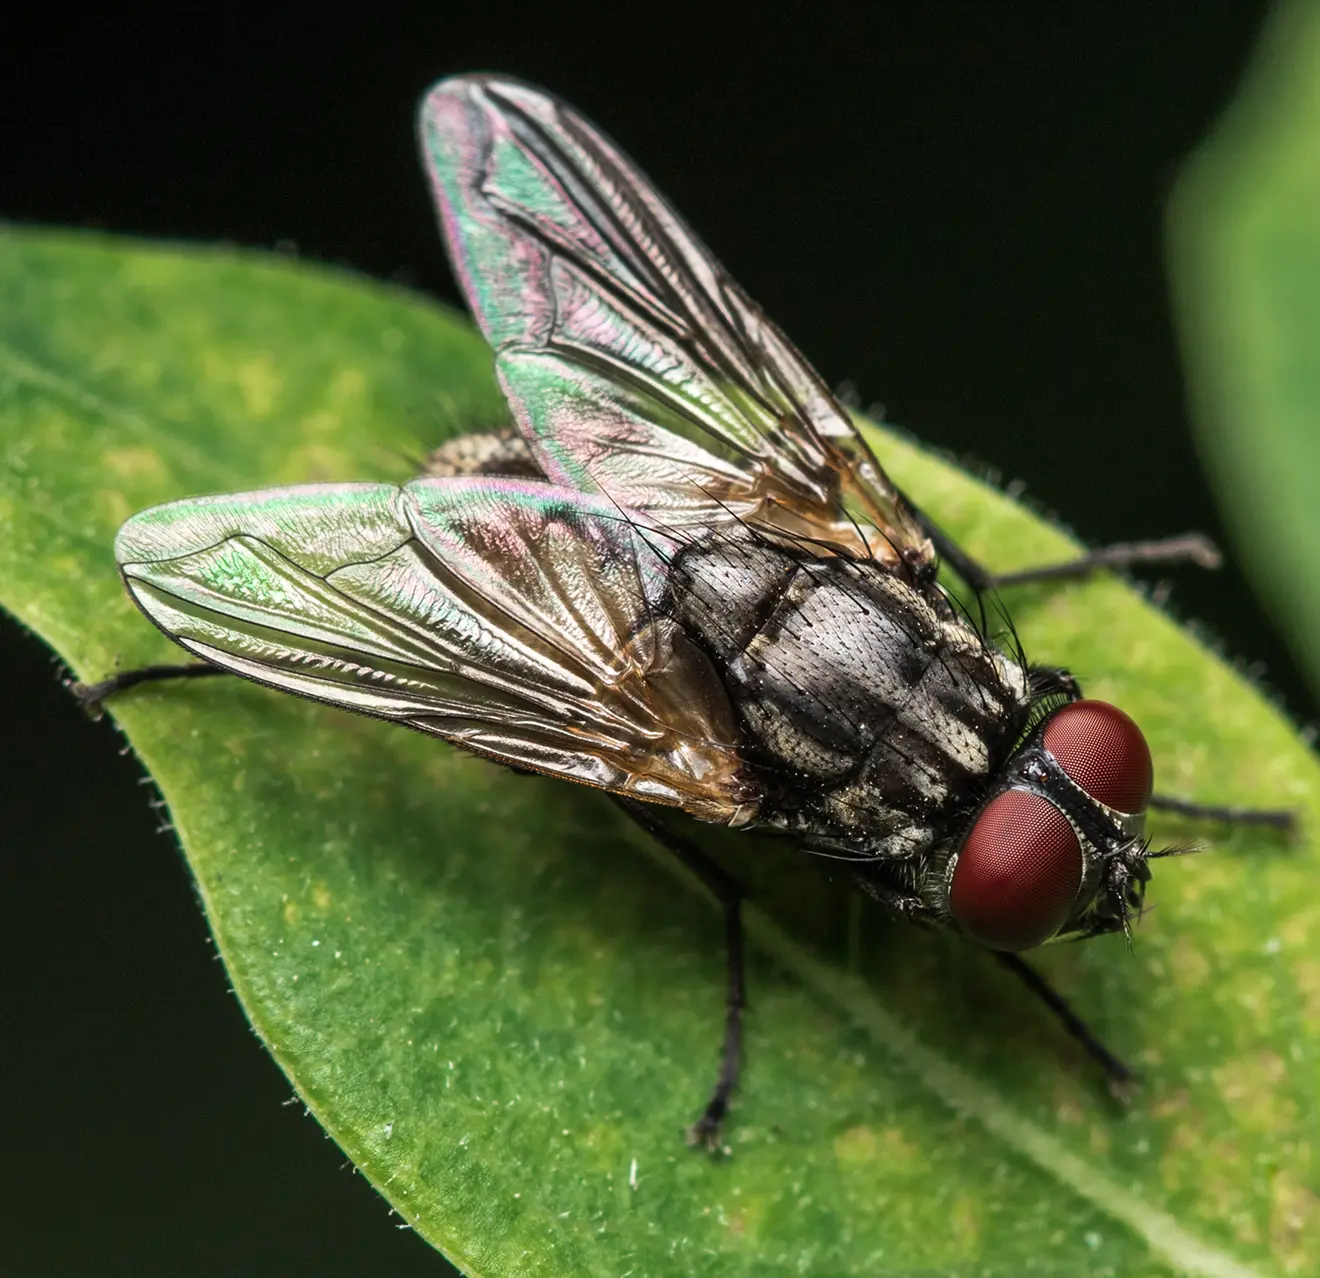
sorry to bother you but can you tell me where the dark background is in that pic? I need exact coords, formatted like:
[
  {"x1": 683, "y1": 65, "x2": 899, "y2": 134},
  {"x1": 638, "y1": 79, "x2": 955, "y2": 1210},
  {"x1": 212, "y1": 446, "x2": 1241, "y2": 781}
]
[{"x1": 3, "y1": 5, "x2": 1302, "y2": 1275}]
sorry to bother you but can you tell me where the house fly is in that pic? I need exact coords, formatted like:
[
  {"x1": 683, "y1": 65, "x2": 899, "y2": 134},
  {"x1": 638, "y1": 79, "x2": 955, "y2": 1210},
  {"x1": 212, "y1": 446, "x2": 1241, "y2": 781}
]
[{"x1": 78, "y1": 76, "x2": 1293, "y2": 1147}]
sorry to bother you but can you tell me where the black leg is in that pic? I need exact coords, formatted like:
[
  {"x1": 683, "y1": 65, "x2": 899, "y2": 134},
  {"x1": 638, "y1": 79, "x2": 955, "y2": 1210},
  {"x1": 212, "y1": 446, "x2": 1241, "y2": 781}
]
[
  {"x1": 69, "y1": 662, "x2": 226, "y2": 717},
  {"x1": 994, "y1": 951, "x2": 1137, "y2": 1098},
  {"x1": 917, "y1": 506, "x2": 1220, "y2": 594},
  {"x1": 915, "y1": 505, "x2": 1297, "y2": 832},
  {"x1": 987, "y1": 535, "x2": 1222, "y2": 590},
  {"x1": 614, "y1": 797, "x2": 745, "y2": 1150},
  {"x1": 1149, "y1": 792, "x2": 1297, "y2": 834}
]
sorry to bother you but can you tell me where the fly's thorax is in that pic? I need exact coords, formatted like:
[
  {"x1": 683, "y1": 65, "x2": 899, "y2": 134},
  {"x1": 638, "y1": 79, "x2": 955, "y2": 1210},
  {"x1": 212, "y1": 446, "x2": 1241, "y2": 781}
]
[
  {"x1": 662, "y1": 536, "x2": 1034, "y2": 855},
  {"x1": 661, "y1": 535, "x2": 800, "y2": 665}
]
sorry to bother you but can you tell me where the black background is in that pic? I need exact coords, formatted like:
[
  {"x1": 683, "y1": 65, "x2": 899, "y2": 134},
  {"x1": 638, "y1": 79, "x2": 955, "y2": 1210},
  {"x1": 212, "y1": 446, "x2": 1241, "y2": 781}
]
[{"x1": 3, "y1": 5, "x2": 1303, "y2": 1275}]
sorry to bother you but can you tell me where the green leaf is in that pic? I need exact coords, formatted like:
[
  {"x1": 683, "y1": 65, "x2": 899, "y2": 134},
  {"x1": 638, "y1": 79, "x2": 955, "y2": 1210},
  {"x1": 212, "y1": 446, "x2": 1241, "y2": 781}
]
[
  {"x1": 2, "y1": 227, "x2": 1316, "y2": 1277},
  {"x1": 1169, "y1": 0, "x2": 1320, "y2": 703}
]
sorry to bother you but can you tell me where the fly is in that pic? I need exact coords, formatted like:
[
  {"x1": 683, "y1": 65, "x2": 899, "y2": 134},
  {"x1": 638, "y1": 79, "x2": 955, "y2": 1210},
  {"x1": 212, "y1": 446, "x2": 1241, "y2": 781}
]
[{"x1": 77, "y1": 75, "x2": 1293, "y2": 1148}]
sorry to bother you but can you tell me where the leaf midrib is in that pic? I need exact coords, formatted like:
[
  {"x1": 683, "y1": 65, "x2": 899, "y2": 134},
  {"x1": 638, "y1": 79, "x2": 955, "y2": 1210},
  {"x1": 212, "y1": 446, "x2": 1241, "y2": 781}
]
[{"x1": 637, "y1": 831, "x2": 1272, "y2": 1278}]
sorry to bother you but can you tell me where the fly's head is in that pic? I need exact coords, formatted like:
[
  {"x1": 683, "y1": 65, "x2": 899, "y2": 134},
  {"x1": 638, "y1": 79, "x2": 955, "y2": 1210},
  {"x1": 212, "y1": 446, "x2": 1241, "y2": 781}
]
[{"x1": 944, "y1": 699, "x2": 1160, "y2": 953}]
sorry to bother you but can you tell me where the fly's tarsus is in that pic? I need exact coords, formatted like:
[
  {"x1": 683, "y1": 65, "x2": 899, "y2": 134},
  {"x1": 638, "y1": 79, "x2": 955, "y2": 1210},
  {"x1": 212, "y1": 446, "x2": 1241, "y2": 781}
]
[
  {"x1": 988, "y1": 534, "x2": 1222, "y2": 590},
  {"x1": 614, "y1": 797, "x2": 746, "y2": 1152},
  {"x1": 921, "y1": 515, "x2": 1222, "y2": 595},
  {"x1": 994, "y1": 950, "x2": 1139, "y2": 1096},
  {"x1": 1149, "y1": 792, "x2": 1298, "y2": 834},
  {"x1": 69, "y1": 662, "x2": 225, "y2": 718}
]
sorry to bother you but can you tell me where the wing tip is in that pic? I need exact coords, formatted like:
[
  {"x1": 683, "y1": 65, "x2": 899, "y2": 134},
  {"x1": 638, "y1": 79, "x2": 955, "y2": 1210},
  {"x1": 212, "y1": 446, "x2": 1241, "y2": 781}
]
[
  {"x1": 418, "y1": 73, "x2": 557, "y2": 136},
  {"x1": 114, "y1": 503, "x2": 184, "y2": 568},
  {"x1": 113, "y1": 483, "x2": 404, "y2": 570}
]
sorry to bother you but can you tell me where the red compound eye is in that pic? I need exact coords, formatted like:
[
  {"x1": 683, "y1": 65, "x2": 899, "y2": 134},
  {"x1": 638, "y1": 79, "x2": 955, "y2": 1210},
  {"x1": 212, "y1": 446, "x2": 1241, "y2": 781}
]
[
  {"x1": 950, "y1": 789, "x2": 1082, "y2": 951},
  {"x1": 1042, "y1": 700, "x2": 1153, "y2": 814}
]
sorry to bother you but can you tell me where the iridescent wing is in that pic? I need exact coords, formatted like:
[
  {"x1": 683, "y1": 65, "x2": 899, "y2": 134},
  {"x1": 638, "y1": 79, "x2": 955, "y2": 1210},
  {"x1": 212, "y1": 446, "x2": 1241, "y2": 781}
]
[
  {"x1": 116, "y1": 479, "x2": 755, "y2": 824},
  {"x1": 420, "y1": 76, "x2": 934, "y2": 572}
]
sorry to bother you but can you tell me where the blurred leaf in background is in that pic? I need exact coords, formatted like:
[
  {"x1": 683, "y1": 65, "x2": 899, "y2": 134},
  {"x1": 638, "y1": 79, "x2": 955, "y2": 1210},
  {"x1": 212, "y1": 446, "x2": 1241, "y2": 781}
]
[{"x1": 1170, "y1": 0, "x2": 1320, "y2": 706}]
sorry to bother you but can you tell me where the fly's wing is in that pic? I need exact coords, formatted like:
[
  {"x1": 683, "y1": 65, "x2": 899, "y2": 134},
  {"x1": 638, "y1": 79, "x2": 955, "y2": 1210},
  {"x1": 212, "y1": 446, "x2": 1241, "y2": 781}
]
[
  {"x1": 116, "y1": 478, "x2": 755, "y2": 824},
  {"x1": 420, "y1": 75, "x2": 933, "y2": 572}
]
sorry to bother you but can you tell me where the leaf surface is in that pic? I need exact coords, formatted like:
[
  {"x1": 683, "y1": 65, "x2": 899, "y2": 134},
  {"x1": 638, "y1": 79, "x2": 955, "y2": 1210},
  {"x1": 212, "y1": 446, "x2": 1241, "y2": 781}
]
[{"x1": 1, "y1": 228, "x2": 1315, "y2": 1276}]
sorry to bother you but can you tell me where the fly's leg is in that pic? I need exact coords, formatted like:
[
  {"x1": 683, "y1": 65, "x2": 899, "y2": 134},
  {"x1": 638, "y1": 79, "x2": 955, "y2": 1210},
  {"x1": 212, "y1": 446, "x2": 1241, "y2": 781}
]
[
  {"x1": 986, "y1": 535, "x2": 1223, "y2": 590},
  {"x1": 1149, "y1": 793, "x2": 1296, "y2": 833},
  {"x1": 915, "y1": 508, "x2": 1299, "y2": 830},
  {"x1": 614, "y1": 797, "x2": 745, "y2": 1150},
  {"x1": 994, "y1": 951, "x2": 1137, "y2": 1097},
  {"x1": 71, "y1": 662, "x2": 226, "y2": 717},
  {"x1": 919, "y1": 513, "x2": 1220, "y2": 594}
]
